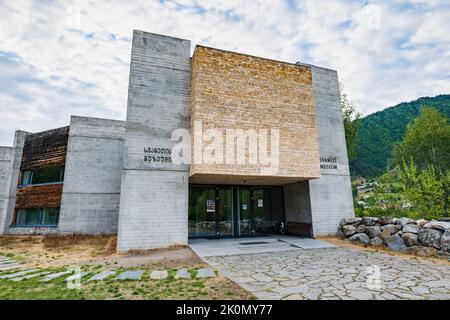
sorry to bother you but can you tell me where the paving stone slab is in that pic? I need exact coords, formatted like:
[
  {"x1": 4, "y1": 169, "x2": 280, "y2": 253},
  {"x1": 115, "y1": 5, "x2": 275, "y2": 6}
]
[
  {"x1": 0, "y1": 264, "x2": 24, "y2": 271},
  {"x1": 115, "y1": 270, "x2": 143, "y2": 280},
  {"x1": 41, "y1": 271, "x2": 72, "y2": 282},
  {"x1": 0, "y1": 269, "x2": 39, "y2": 279},
  {"x1": 12, "y1": 271, "x2": 50, "y2": 282},
  {"x1": 175, "y1": 269, "x2": 190, "y2": 279},
  {"x1": 65, "y1": 272, "x2": 90, "y2": 282},
  {"x1": 89, "y1": 271, "x2": 116, "y2": 281},
  {"x1": 150, "y1": 270, "x2": 168, "y2": 280},
  {"x1": 196, "y1": 269, "x2": 215, "y2": 278}
]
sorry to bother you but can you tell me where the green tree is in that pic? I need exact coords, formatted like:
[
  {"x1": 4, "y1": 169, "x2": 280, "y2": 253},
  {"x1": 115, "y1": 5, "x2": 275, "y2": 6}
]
[
  {"x1": 397, "y1": 160, "x2": 448, "y2": 218},
  {"x1": 395, "y1": 107, "x2": 450, "y2": 174},
  {"x1": 394, "y1": 107, "x2": 450, "y2": 212},
  {"x1": 340, "y1": 82, "x2": 361, "y2": 160}
]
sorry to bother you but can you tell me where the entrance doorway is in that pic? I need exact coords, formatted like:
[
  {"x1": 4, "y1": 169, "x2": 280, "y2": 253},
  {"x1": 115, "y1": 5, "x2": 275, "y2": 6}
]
[{"x1": 188, "y1": 185, "x2": 285, "y2": 238}]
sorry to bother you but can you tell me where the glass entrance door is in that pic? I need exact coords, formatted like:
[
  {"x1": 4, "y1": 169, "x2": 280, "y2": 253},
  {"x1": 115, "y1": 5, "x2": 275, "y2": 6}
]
[
  {"x1": 238, "y1": 187, "x2": 252, "y2": 236},
  {"x1": 188, "y1": 186, "x2": 216, "y2": 237},
  {"x1": 189, "y1": 185, "x2": 285, "y2": 238},
  {"x1": 189, "y1": 185, "x2": 234, "y2": 237},
  {"x1": 217, "y1": 187, "x2": 233, "y2": 236}
]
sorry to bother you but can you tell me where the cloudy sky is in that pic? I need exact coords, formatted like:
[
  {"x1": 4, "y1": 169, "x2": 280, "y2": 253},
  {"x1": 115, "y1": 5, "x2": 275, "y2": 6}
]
[{"x1": 0, "y1": 0, "x2": 449, "y2": 145}]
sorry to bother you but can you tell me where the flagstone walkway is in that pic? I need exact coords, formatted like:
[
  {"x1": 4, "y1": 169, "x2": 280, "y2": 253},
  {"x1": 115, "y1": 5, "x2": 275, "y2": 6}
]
[{"x1": 203, "y1": 247, "x2": 450, "y2": 300}]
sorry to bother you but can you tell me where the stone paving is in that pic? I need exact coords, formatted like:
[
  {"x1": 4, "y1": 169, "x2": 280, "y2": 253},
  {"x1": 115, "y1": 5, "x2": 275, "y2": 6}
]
[
  {"x1": 0, "y1": 256, "x2": 217, "y2": 283},
  {"x1": 203, "y1": 247, "x2": 450, "y2": 300}
]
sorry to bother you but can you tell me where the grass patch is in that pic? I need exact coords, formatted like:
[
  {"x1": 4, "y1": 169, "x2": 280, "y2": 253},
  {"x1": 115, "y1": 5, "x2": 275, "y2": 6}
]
[{"x1": 0, "y1": 265, "x2": 253, "y2": 300}]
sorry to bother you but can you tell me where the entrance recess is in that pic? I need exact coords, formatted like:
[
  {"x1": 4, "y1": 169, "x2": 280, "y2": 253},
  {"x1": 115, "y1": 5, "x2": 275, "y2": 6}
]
[{"x1": 188, "y1": 185, "x2": 285, "y2": 238}]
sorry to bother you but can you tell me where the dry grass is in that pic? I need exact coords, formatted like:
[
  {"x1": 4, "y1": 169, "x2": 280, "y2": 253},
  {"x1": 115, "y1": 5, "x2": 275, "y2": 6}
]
[
  {"x1": 0, "y1": 235, "x2": 203, "y2": 268},
  {"x1": 0, "y1": 235, "x2": 120, "y2": 267}
]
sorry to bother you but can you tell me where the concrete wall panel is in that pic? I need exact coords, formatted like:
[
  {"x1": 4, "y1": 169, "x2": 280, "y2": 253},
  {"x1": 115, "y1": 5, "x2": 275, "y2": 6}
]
[
  {"x1": 118, "y1": 170, "x2": 188, "y2": 250},
  {"x1": 58, "y1": 116, "x2": 125, "y2": 234},
  {"x1": 309, "y1": 66, "x2": 354, "y2": 235},
  {"x1": 1, "y1": 131, "x2": 28, "y2": 233},
  {"x1": 117, "y1": 30, "x2": 191, "y2": 251},
  {"x1": 0, "y1": 147, "x2": 14, "y2": 234}
]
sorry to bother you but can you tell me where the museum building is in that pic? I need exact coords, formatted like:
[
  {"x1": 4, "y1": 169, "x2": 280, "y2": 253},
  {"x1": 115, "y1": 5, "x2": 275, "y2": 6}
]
[{"x1": 0, "y1": 30, "x2": 354, "y2": 252}]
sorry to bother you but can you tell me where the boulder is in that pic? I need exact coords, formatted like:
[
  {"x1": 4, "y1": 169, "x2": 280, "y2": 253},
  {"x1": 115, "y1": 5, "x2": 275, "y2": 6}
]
[
  {"x1": 403, "y1": 224, "x2": 419, "y2": 234},
  {"x1": 380, "y1": 224, "x2": 401, "y2": 238},
  {"x1": 416, "y1": 219, "x2": 428, "y2": 228},
  {"x1": 423, "y1": 220, "x2": 450, "y2": 231},
  {"x1": 365, "y1": 226, "x2": 382, "y2": 239},
  {"x1": 404, "y1": 246, "x2": 438, "y2": 257},
  {"x1": 418, "y1": 229, "x2": 443, "y2": 249},
  {"x1": 361, "y1": 217, "x2": 379, "y2": 226},
  {"x1": 348, "y1": 233, "x2": 370, "y2": 245},
  {"x1": 341, "y1": 225, "x2": 357, "y2": 237},
  {"x1": 336, "y1": 229, "x2": 346, "y2": 239},
  {"x1": 370, "y1": 236, "x2": 383, "y2": 246},
  {"x1": 402, "y1": 233, "x2": 419, "y2": 247},
  {"x1": 385, "y1": 234, "x2": 407, "y2": 251},
  {"x1": 378, "y1": 217, "x2": 394, "y2": 225},
  {"x1": 440, "y1": 230, "x2": 450, "y2": 253},
  {"x1": 340, "y1": 217, "x2": 361, "y2": 225},
  {"x1": 396, "y1": 217, "x2": 414, "y2": 226},
  {"x1": 356, "y1": 224, "x2": 366, "y2": 233}
]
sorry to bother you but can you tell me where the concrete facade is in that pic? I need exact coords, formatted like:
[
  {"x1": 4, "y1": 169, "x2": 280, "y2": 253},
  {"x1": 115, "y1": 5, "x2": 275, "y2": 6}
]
[
  {"x1": 0, "y1": 30, "x2": 354, "y2": 248},
  {"x1": 117, "y1": 31, "x2": 191, "y2": 251},
  {"x1": 58, "y1": 116, "x2": 125, "y2": 234},
  {"x1": 0, "y1": 146, "x2": 14, "y2": 234},
  {"x1": 308, "y1": 66, "x2": 355, "y2": 235},
  {"x1": 0, "y1": 131, "x2": 28, "y2": 234}
]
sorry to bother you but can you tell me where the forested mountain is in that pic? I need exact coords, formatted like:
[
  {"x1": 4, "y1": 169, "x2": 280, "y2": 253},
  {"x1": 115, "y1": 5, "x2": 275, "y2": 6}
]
[{"x1": 350, "y1": 94, "x2": 450, "y2": 177}]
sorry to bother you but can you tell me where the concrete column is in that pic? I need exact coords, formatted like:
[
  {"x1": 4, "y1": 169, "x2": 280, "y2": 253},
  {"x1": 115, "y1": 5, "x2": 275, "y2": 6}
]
[
  {"x1": 0, "y1": 147, "x2": 13, "y2": 234},
  {"x1": 309, "y1": 66, "x2": 354, "y2": 236},
  {"x1": 0, "y1": 131, "x2": 28, "y2": 234},
  {"x1": 117, "y1": 30, "x2": 191, "y2": 251},
  {"x1": 58, "y1": 116, "x2": 126, "y2": 234}
]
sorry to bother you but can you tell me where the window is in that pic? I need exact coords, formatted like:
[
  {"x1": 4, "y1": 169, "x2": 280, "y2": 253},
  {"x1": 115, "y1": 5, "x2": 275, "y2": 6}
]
[
  {"x1": 13, "y1": 208, "x2": 60, "y2": 226},
  {"x1": 41, "y1": 208, "x2": 59, "y2": 225},
  {"x1": 20, "y1": 166, "x2": 64, "y2": 186},
  {"x1": 21, "y1": 171, "x2": 32, "y2": 185}
]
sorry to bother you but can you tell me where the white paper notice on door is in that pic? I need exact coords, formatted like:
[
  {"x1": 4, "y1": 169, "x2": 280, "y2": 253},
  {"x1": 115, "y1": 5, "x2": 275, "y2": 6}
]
[
  {"x1": 257, "y1": 199, "x2": 263, "y2": 207},
  {"x1": 206, "y1": 199, "x2": 215, "y2": 212}
]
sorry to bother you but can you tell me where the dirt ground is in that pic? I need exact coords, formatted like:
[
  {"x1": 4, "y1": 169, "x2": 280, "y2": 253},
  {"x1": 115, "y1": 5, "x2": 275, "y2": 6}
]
[
  {"x1": 317, "y1": 236, "x2": 450, "y2": 266},
  {"x1": 0, "y1": 235, "x2": 204, "y2": 269},
  {"x1": 2, "y1": 234, "x2": 448, "y2": 268}
]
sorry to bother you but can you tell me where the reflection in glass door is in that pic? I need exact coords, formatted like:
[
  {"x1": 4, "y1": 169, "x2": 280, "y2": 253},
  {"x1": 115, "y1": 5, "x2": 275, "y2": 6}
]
[
  {"x1": 189, "y1": 185, "x2": 285, "y2": 238},
  {"x1": 238, "y1": 187, "x2": 252, "y2": 235},
  {"x1": 188, "y1": 186, "x2": 216, "y2": 237},
  {"x1": 217, "y1": 187, "x2": 233, "y2": 236}
]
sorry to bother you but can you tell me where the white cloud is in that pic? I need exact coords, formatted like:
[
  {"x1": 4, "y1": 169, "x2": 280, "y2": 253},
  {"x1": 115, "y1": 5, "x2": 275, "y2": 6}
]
[{"x1": 0, "y1": 0, "x2": 448, "y2": 145}]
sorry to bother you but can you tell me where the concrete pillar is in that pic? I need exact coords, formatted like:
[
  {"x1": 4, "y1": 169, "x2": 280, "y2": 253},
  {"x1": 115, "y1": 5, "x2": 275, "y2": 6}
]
[
  {"x1": 59, "y1": 116, "x2": 126, "y2": 234},
  {"x1": 309, "y1": 66, "x2": 354, "y2": 235},
  {"x1": 117, "y1": 30, "x2": 191, "y2": 251},
  {"x1": 0, "y1": 131, "x2": 28, "y2": 234}
]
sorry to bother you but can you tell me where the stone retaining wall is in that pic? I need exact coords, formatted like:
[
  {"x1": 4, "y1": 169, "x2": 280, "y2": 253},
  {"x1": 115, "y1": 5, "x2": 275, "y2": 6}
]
[{"x1": 338, "y1": 217, "x2": 450, "y2": 257}]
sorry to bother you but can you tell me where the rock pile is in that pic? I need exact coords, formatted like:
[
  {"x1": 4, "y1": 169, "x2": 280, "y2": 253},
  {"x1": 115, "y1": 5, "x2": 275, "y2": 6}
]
[{"x1": 338, "y1": 217, "x2": 450, "y2": 257}]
